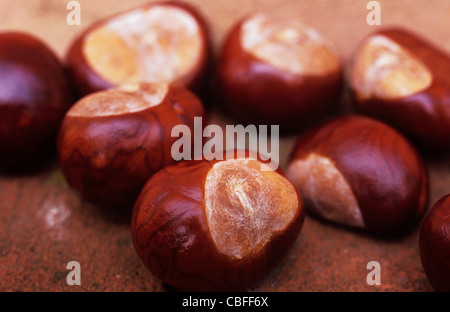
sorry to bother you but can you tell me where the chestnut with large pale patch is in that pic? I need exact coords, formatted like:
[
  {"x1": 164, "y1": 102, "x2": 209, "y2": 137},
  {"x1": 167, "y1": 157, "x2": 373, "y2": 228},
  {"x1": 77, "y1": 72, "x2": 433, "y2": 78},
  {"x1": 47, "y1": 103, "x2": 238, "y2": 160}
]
[
  {"x1": 286, "y1": 116, "x2": 428, "y2": 235},
  {"x1": 350, "y1": 28, "x2": 450, "y2": 151},
  {"x1": 67, "y1": 2, "x2": 211, "y2": 97},
  {"x1": 216, "y1": 13, "x2": 343, "y2": 131},
  {"x1": 132, "y1": 154, "x2": 304, "y2": 291},
  {"x1": 57, "y1": 82, "x2": 205, "y2": 209}
]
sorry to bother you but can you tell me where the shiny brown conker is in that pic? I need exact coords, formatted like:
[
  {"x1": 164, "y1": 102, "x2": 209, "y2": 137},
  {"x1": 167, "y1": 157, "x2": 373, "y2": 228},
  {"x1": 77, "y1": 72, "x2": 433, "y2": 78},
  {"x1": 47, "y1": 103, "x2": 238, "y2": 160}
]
[
  {"x1": 131, "y1": 152, "x2": 304, "y2": 291},
  {"x1": 350, "y1": 28, "x2": 450, "y2": 152},
  {"x1": 57, "y1": 82, "x2": 205, "y2": 209},
  {"x1": 216, "y1": 13, "x2": 343, "y2": 131},
  {"x1": 286, "y1": 115, "x2": 428, "y2": 235},
  {"x1": 419, "y1": 194, "x2": 450, "y2": 291},
  {"x1": 66, "y1": 1, "x2": 211, "y2": 98},
  {"x1": 0, "y1": 32, "x2": 72, "y2": 170}
]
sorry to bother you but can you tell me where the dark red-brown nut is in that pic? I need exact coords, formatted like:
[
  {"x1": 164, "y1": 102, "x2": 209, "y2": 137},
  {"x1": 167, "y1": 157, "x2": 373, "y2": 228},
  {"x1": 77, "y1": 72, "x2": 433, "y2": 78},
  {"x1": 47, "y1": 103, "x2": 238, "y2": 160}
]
[
  {"x1": 419, "y1": 195, "x2": 450, "y2": 291},
  {"x1": 286, "y1": 116, "x2": 428, "y2": 235},
  {"x1": 0, "y1": 32, "x2": 72, "y2": 170},
  {"x1": 131, "y1": 153, "x2": 304, "y2": 291},
  {"x1": 67, "y1": 2, "x2": 211, "y2": 98},
  {"x1": 216, "y1": 13, "x2": 343, "y2": 131},
  {"x1": 350, "y1": 28, "x2": 450, "y2": 151},
  {"x1": 57, "y1": 82, "x2": 205, "y2": 209}
]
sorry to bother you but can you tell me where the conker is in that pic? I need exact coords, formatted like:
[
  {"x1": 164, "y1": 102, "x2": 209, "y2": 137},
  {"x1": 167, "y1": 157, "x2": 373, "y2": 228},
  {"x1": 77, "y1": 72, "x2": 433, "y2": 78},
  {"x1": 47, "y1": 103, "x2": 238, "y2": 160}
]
[
  {"x1": 419, "y1": 194, "x2": 450, "y2": 291},
  {"x1": 57, "y1": 82, "x2": 205, "y2": 208},
  {"x1": 0, "y1": 32, "x2": 72, "y2": 170},
  {"x1": 216, "y1": 13, "x2": 343, "y2": 131},
  {"x1": 286, "y1": 116, "x2": 428, "y2": 235},
  {"x1": 131, "y1": 153, "x2": 304, "y2": 291},
  {"x1": 66, "y1": 2, "x2": 211, "y2": 97},
  {"x1": 350, "y1": 28, "x2": 450, "y2": 151}
]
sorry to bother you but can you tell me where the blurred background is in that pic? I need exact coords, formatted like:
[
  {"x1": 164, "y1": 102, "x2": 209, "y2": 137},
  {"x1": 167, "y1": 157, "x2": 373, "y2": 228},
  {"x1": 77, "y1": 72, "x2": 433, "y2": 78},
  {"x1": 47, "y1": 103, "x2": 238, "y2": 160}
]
[{"x1": 1, "y1": 0, "x2": 449, "y2": 60}]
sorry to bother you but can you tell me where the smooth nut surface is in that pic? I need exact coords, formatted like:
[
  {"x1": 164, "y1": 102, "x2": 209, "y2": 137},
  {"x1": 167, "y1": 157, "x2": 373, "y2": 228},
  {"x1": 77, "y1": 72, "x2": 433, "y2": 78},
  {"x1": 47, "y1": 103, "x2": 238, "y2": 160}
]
[
  {"x1": 241, "y1": 13, "x2": 340, "y2": 76},
  {"x1": 216, "y1": 13, "x2": 343, "y2": 130},
  {"x1": 419, "y1": 195, "x2": 450, "y2": 291},
  {"x1": 350, "y1": 28, "x2": 450, "y2": 151},
  {"x1": 286, "y1": 116, "x2": 428, "y2": 234},
  {"x1": 131, "y1": 154, "x2": 304, "y2": 291},
  {"x1": 58, "y1": 82, "x2": 205, "y2": 208},
  {"x1": 205, "y1": 159, "x2": 299, "y2": 259},
  {"x1": 83, "y1": 5, "x2": 202, "y2": 85},
  {"x1": 0, "y1": 32, "x2": 72, "y2": 170},
  {"x1": 351, "y1": 35, "x2": 433, "y2": 101}
]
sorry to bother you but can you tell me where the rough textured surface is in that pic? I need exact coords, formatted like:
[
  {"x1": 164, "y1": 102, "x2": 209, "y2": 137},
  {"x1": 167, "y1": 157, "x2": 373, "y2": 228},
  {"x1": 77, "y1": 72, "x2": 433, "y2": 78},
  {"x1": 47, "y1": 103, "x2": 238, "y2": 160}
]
[{"x1": 1, "y1": 0, "x2": 449, "y2": 292}]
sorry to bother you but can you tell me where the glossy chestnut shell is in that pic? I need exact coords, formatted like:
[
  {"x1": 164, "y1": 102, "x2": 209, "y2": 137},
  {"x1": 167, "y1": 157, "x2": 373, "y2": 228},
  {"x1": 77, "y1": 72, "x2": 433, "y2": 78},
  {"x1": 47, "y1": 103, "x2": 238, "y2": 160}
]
[
  {"x1": 57, "y1": 83, "x2": 205, "y2": 209},
  {"x1": 286, "y1": 115, "x2": 428, "y2": 235},
  {"x1": 351, "y1": 28, "x2": 450, "y2": 152},
  {"x1": 0, "y1": 32, "x2": 72, "y2": 170},
  {"x1": 66, "y1": 1, "x2": 211, "y2": 99},
  {"x1": 419, "y1": 194, "x2": 450, "y2": 291},
  {"x1": 132, "y1": 153, "x2": 304, "y2": 291},
  {"x1": 216, "y1": 13, "x2": 343, "y2": 131}
]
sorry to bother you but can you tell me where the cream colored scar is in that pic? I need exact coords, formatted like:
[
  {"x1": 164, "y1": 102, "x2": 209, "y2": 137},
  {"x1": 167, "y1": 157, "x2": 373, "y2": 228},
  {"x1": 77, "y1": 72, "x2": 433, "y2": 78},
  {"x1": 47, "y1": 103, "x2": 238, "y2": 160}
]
[
  {"x1": 68, "y1": 82, "x2": 168, "y2": 117},
  {"x1": 204, "y1": 159, "x2": 299, "y2": 259},
  {"x1": 351, "y1": 35, "x2": 432, "y2": 100},
  {"x1": 287, "y1": 153, "x2": 365, "y2": 228},
  {"x1": 240, "y1": 13, "x2": 340, "y2": 76},
  {"x1": 83, "y1": 6, "x2": 202, "y2": 85}
]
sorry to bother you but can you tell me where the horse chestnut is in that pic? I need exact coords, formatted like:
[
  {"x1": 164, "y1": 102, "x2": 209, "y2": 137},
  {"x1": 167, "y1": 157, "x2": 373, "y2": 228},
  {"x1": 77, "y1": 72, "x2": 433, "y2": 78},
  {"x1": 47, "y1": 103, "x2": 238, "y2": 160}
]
[
  {"x1": 0, "y1": 32, "x2": 72, "y2": 170},
  {"x1": 419, "y1": 194, "x2": 450, "y2": 291},
  {"x1": 286, "y1": 116, "x2": 428, "y2": 235},
  {"x1": 216, "y1": 13, "x2": 343, "y2": 131},
  {"x1": 57, "y1": 82, "x2": 205, "y2": 208},
  {"x1": 67, "y1": 2, "x2": 211, "y2": 97},
  {"x1": 350, "y1": 28, "x2": 450, "y2": 151},
  {"x1": 131, "y1": 153, "x2": 304, "y2": 291}
]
